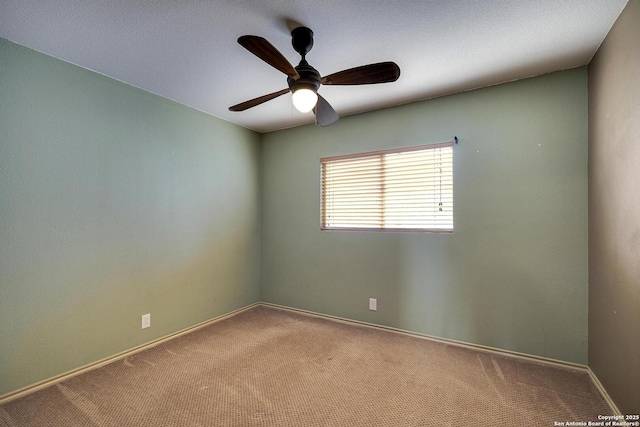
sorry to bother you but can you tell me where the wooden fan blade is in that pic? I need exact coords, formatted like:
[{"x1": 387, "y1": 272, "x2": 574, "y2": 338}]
[
  {"x1": 320, "y1": 62, "x2": 400, "y2": 85},
  {"x1": 313, "y1": 94, "x2": 339, "y2": 127},
  {"x1": 238, "y1": 35, "x2": 299, "y2": 78},
  {"x1": 229, "y1": 88, "x2": 290, "y2": 112}
]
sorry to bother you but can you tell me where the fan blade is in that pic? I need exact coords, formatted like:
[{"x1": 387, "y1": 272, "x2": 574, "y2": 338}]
[
  {"x1": 313, "y1": 94, "x2": 339, "y2": 127},
  {"x1": 320, "y1": 62, "x2": 400, "y2": 85},
  {"x1": 229, "y1": 88, "x2": 290, "y2": 112},
  {"x1": 238, "y1": 35, "x2": 299, "y2": 78}
]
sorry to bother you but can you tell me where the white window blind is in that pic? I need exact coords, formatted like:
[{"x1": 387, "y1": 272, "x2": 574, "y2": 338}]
[{"x1": 321, "y1": 142, "x2": 453, "y2": 232}]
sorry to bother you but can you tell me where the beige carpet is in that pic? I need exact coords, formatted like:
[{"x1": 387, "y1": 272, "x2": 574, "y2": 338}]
[{"x1": 0, "y1": 305, "x2": 611, "y2": 426}]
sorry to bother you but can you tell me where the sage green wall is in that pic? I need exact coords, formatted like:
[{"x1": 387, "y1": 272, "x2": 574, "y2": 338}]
[
  {"x1": 588, "y1": 0, "x2": 640, "y2": 414},
  {"x1": 0, "y1": 38, "x2": 261, "y2": 397},
  {"x1": 261, "y1": 68, "x2": 588, "y2": 364}
]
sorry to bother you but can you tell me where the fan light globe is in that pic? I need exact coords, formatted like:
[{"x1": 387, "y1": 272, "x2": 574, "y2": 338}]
[{"x1": 292, "y1": 88, "x2": 318, "y2": 113}]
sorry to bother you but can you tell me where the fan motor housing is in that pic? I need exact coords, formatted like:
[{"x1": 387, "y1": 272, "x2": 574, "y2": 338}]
[{"x1": 288, "y1": 62, "x2": 320, "y2": 93}]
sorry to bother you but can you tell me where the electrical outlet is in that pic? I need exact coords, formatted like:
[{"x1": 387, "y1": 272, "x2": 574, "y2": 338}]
[
  {"x1": 141, "y1": 313, "x2": 150, "y2": 329},
  {"x1": 369, "y1": 298, "x2": 377, "y2": 311}
]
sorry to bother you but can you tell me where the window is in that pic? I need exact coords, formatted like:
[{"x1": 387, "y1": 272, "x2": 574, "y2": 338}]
[{"x1": 321, "y1": 142, "x2": 453, "y2": 232}]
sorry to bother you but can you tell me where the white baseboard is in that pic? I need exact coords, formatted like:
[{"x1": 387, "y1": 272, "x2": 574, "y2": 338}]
[
  {"x1": 0, "y1": 302, "x2": 260, "y2": 405},
  {"x1": 587, "y1": 368, "x2": 622, "y2": 415},
  {"x1": 1, "y1": 300, "x2": 620, "y2": 417},
  {"x1": 261, "y1": 302, "x2": 589, "y2": 371}
]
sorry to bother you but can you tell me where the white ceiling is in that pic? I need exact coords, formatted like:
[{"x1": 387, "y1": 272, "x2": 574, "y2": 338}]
[{"x1": 0, "y1": 1, "x2": 628, "y2": 133}]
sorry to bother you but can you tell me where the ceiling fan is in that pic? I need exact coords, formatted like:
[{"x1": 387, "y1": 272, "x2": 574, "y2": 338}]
[{"x1": 229, "y1": 26, "x2": 401, "y2": 127}]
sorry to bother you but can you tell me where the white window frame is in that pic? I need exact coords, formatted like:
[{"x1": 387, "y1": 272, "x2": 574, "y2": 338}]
[{"x1": 321, "y1": 142, "x2": 454, "y2": 233}]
